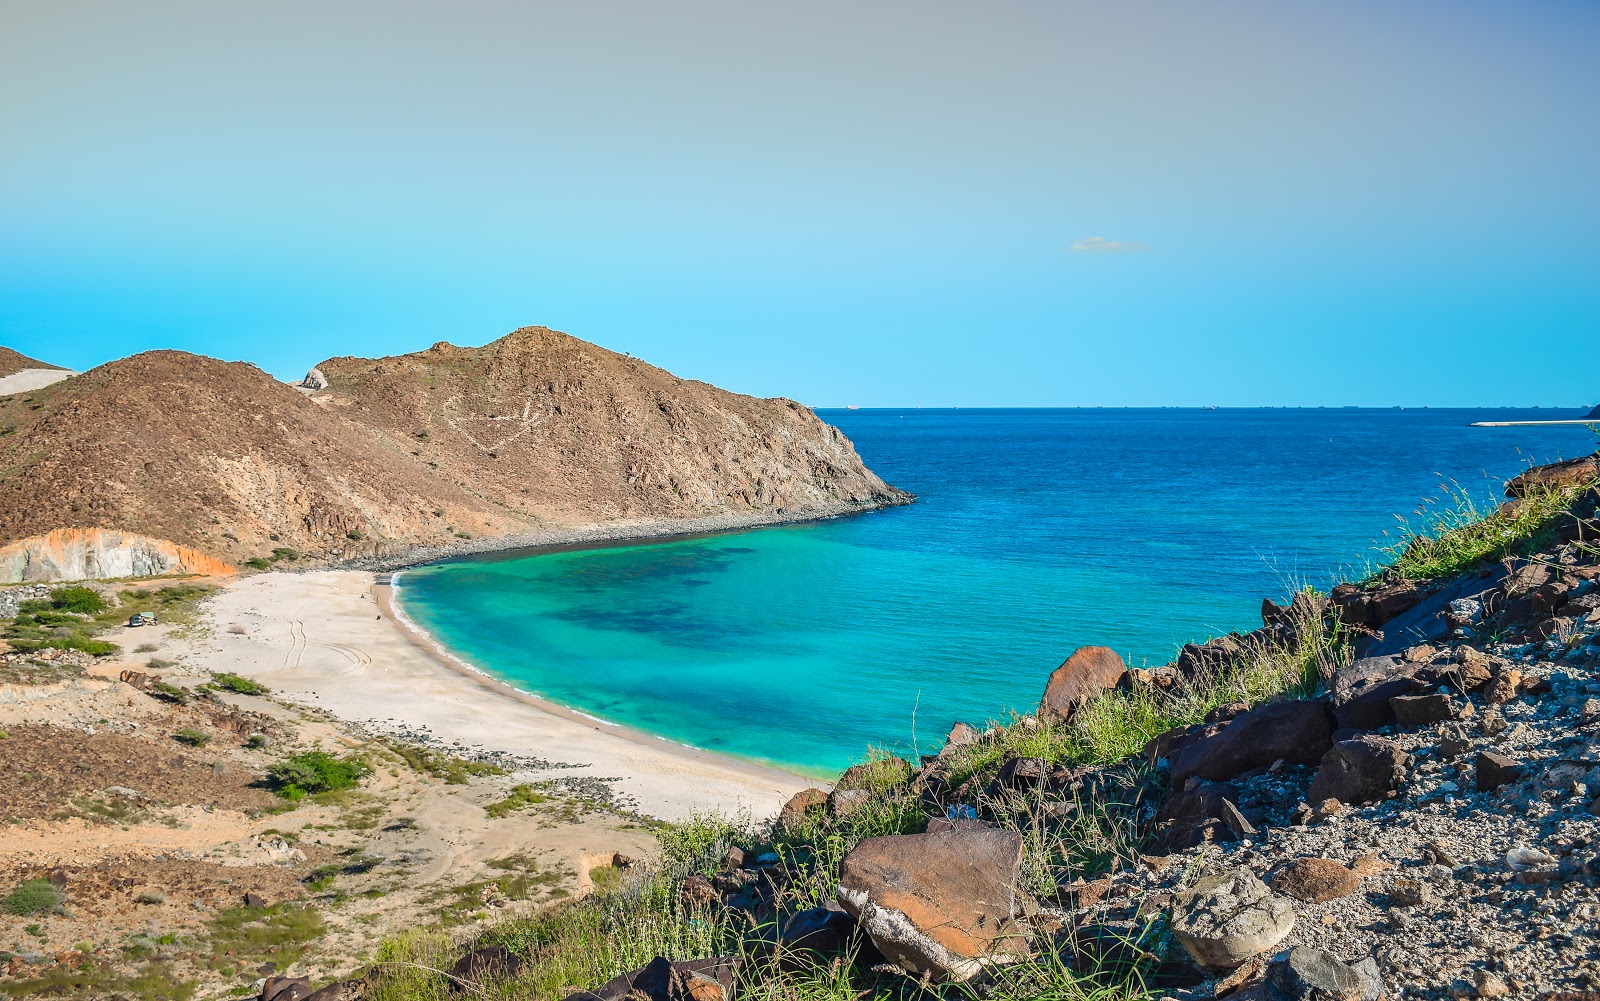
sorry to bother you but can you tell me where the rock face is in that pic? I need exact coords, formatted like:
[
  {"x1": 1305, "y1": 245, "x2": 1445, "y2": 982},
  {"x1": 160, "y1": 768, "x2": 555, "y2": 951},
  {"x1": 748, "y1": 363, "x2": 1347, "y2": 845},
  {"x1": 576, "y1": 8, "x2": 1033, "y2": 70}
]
[
  {"x1": 836, "y1": 827, "x2": 1031, "y2": 982},
  {"x1": 1169, "y1": 869, "x2": 1295, "y2": 969},
  {"x1": 1169, "y1": 700, "x2": 1334, "y2": 783},
  {"x1": 0, "y1": 528, "x2": 235, "y2": 584},
  {"x1": 1308, "y1": 737, "x2": 1409, "y2": 805},
  {"x1": 0, "y1": 330, "x2": 908, "y2": 579},
  {"x1": 1039, "y1": 646, "x2": 1127, "y2": 721}
]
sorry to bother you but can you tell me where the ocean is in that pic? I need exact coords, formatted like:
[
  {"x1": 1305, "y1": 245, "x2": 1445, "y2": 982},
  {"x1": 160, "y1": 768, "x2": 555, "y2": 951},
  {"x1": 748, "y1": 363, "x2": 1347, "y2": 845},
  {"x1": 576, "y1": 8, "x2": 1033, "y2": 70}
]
[{"x1": 394, "y1": 408, "x2": 1595, "y2": 776}]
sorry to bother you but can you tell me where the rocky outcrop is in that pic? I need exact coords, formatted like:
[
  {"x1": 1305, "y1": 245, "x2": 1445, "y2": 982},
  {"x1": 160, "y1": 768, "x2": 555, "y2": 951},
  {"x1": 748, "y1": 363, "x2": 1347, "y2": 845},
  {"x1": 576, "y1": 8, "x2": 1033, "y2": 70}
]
[
  {"x1": 1170, "y1": 869, "x2": 1295, "y2": 969},
  {"x1": 0, "y1": 528, "x2": 235, "y2": 583},
  {"x1": 1039, "y1": 645, "x2": 1127, "y2": 721},
  {"x1": 836, "y1": 827, "x2": 1032, "y2": 982}
]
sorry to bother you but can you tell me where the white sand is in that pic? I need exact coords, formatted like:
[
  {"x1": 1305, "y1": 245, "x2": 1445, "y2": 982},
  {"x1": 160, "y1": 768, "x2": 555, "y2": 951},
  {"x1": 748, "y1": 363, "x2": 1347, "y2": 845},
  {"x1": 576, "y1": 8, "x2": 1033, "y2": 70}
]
[
  {"x1": 0, "y1": 368, "x2": 72, "y2": 395},
  {"x1": 180, "y1": 570, "x2": 815, "y2": 822}
]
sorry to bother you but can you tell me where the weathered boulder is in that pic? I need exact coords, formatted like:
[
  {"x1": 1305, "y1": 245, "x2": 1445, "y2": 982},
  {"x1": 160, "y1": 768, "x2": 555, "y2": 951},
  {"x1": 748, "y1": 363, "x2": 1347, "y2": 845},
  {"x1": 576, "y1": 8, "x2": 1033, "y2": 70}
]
[
  {"x1": 586, "y1": 956, "x2": 739, "y2": 1001},
  {"x1": 1332, "y1": 581, "x2": 1425, "y2": 629},
  {"x1": 1329, "y1": 655, "x2": 1425, "y2": 731},
  {"x1": 1505, "y1": 453, "x2": 1599, "y2": 498},
  {"x1": 1389, "y1": 693, "x2": 1456, "y2": 728},
  {"x1": 1040, "y1": 646, "x2": 1127, "y2": 721},
  {"x1": 450, "y1": 944, "x2": 525, "y2": 987},
  {"x1": 1269, "y1": 858, "x2": 1361, "y2": 904},
  {"x1": 1476, "y1": 750, "x2": 1523, "y2": 792},
  {"x1": 1169, "y1": 869, "x2": 1295, "y2": 969},
  {"x1": 938, "y1": 722, "x2": 978, "y2": 756},
  {"x1": 836, "y1": 827, "x2": 1032, "y2": 981},
  {"x1": 778, "y1": 906, "x2": 857, "y2": 956},
  {"x1": 260, "y1": 978, "x2": 312, "y2": 1001},
  {"x1": 1175, "y1": 635, "x2": 1246, "y2": 678},
  {"x1": 1266, "y1": 947, "x2": 1366, "y2": 1000},
  {"x1": 1169, "y1": 700, "x2": 1334, "y2": 784},
  {"x1": 778, "y1": 788, "x2": 827, "y2": 831},
  {"x1": 1307, "y1": 737, "x2": 1409, "y2": 805},
  {"x1": 1156, "y1": 778, "x2": 1244, "y2": 851}
]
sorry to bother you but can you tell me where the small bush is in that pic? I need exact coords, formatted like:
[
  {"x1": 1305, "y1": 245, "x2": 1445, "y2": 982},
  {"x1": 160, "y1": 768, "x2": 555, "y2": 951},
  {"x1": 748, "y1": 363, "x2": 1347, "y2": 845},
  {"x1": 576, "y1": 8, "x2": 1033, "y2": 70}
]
[
  {"x1": 134, "y1": 643, "x2": 158, "y2": 653},
  {"x1": 243, "y1": 558, "x2": 273, "y2": 571},
  {"x1": 148, "y1": 682, "x2": 191, "y2": 705},
  {"x1": 174, "y1": 728, "x2": 211, "y2": 747},
  {"x1": 2, "y1": 879, "x2": 64, "y2": 917},
  {"x1": 212, "y1": 672, "x2": 270, "y2": 696},
  {"x1": 485, "y1": 783, "x2": 551, "y2": 819},
  {"x1": 245, "y1": 734, "x2": 269, "y2": 750},
  {"x1": 51, "y1": 586, "x2": 107, "y2": 614},
  {"x1": 268, "y1": 751, "x2": 371, "y2": 799}
]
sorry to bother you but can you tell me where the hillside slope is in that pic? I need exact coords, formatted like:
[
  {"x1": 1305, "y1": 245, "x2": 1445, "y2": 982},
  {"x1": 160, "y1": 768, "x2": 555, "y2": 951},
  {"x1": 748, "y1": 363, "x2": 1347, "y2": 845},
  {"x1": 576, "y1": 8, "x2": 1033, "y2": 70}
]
[
  {"x1": 0, "y1": 330, "x2": 905, "y2": 578},
  {"x1": 0, "y1": 347, "x2": 66, "y2": 378}
]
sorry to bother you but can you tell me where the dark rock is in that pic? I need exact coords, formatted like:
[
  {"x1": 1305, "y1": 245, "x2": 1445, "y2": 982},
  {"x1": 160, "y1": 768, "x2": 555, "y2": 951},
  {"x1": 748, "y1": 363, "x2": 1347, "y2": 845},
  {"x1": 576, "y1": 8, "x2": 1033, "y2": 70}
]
[
  {"x1": 778, "y1": 788, "x2": 827, "y2": 831},
  {"x1": 1476, "y1": 751, "x2": 1523, "y2": 792},
  {"x1": 1169, "y1": 700, "x2": 1334, "y2": 784},
  {"x1": 1175, "y1": 635, "x2": 1245, "y2": 678},
  {"x1": 1270, "y1": 858, "x2": 1361, "y2": 904},
  {"x1": 1389, "y1": 693, "x2": 1455, "y2": 728},
  {"x1": 260, "y1": 977, "x2": 312, "y2": 1001},
  {"x1": 1308, "y1": 737, "x2": 1409, "y2": 805},
  {"x1": 1267, "y1": 946, "x2": 1366, "y2": 1000},
  {"x1": 450, "y1": 945, "x2": 524, "y2": 988},
  {"x1": 1506, "y1": 454, "x2": 1599, "y2": 498},
  {"x1": 669, "y1": 957, "x2": 738, "y2": 1001},
  {"x1": 995, "y1": 756, "x2": 1047, "y2": 789},
  {"x1": 1329, "y1": 656, "x2": 1425, "y2": 731},
  {"x1": 243, "y1": 891, "x2": 267, "y2": 909},
  {"x1": 1040, "y1": 646, "x2": 1127, "y2": 721},
  {"x1": 1333, "y1": 581, "x2": 1426, "y2": 629},
  {"x1": 1219, "y1": 799, "x2": 1257, "y2": 840},
  {"x1": 778, "y1": 906, "x2": 856, "y2": 956},
  {"x1": 836, "y1": 827, "x2": 1031, "y2": 981},
  {"x1": 305, "y1": 983, "x2": 361, "y2": 1001},
  {"x1": 1156, "y1": 779, "x2": 1243, "y2": 851},
  {"x1": 1355, "y1": 571, "x2": 1507, "y2": 658}
]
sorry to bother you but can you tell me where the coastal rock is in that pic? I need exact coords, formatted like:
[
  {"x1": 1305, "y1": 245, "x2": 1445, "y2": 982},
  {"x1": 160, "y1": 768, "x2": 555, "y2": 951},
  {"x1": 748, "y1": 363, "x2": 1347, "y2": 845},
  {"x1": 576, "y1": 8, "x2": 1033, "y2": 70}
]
[
  {"x1": 778, "y1": 788, "x2": 827, "y2": 832},
  {"x1": 1156, "y1": 778, "x2": 1243, "y2": 850},
  {"x1": 1329, "y1": 656, "x2": 1425, "y2": 731},
  {"x1": 836, "y1": 827, "x2": 1032, "y2": 982},
  {"x1": 1266, "y1": 947, "x2": 1366, "y2": 1001},
  {"x1": 1505, "y1": 454, "x2": 1600, "y2": 497},
  {"x1": 1169, "y1": 869, "x2": 1295, "y2": 969},
  {"x1": 1308, "y1": 736, "x2": 1409, "y2": 805},
  {"x1": 260, "y1": 977, "x2": 312, "y2": 1001},
  {"x1": 1169, "y1": 700, "x2": 1334, "y2": 784},
  {"x1": 1039, "y1": 646, "x2": 1127, "y2": 721},
  {"x1": 1389, "y1": 693, "x2": 1456, "y2": 728}
]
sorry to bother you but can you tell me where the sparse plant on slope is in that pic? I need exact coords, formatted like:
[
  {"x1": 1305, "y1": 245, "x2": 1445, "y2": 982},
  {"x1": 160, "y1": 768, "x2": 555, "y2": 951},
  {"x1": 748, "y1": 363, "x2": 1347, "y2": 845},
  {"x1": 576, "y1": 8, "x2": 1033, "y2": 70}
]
[{"x1": 267, "y1": 751, "x2": 371, "y2": 799}]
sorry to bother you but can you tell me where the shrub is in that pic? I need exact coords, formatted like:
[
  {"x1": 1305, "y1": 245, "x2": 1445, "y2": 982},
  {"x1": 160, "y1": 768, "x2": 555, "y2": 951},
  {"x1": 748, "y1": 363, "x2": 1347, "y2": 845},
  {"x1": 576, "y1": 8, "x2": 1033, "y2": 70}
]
[
  {"x1": 268, "y1": 751, "x2": 371, "y2": 799},
  {"x1": 51, "y1": 586, "x2": 107, "y2": 614},
  {"x1": 212, "y1": 672, "x2": 270, "y2": 696},
  {"x1": 245, "y1": 734, "x2": 269, "y2": 750},
  {"x1": 2, "y1": 879, "x2": 64, "y2": 917},
  {"x1": 174, "y1": 728, "x2": 211, "y2": 747},
  {"x1": 148, "y1": 682, "x2": 192, "y2": 705}
]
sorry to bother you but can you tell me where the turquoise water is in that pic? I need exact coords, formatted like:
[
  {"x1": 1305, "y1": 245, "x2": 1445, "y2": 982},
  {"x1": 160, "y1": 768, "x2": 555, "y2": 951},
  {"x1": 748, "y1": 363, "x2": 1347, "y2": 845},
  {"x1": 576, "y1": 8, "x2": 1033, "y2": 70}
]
[{"x1": 396, "y1": 408, "x2": 1595, "y2": 776}]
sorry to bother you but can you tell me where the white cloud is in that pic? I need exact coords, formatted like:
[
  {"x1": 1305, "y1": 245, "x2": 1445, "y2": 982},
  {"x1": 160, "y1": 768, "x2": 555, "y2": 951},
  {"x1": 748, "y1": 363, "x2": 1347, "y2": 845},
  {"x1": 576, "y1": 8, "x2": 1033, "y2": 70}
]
[{"x1": 1069, "y1": 236, "x2": 1152, "y2": 254}]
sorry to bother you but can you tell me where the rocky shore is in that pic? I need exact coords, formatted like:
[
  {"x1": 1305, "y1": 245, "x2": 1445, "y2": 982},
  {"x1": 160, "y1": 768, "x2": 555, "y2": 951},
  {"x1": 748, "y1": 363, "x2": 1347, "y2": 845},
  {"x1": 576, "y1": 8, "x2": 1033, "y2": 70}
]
[{"x1": 278, "y1": 450, "x2": 1600, "y2": 1001}]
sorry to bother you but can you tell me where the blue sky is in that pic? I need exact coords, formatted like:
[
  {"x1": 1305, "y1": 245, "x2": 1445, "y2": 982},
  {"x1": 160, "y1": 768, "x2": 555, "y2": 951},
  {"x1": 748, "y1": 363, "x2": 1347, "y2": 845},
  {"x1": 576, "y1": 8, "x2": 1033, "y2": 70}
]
[{"x1": 2, "y1": 1, "x2": 1596, "y2": 407}]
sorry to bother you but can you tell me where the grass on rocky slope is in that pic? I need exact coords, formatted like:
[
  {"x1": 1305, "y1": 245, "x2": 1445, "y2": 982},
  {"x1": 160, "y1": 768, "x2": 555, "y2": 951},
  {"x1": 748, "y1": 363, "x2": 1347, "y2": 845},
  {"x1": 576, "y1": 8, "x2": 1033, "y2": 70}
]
[
  {"x1": 0, "y1": 583, "x2": 216, "y2": 657},
  {"x1": 1381, "y1": 472, "x2": 1597, "y2": 583},
  {"x1": 360, "y1": 600, "x2": 1348, "y2": 1001}
]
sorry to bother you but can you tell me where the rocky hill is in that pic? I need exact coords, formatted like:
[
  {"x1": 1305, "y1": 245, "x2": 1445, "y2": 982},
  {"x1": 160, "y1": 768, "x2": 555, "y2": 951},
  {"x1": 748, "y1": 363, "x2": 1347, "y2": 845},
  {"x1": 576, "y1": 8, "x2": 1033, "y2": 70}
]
[
  {"x1": 0, "y1": 329, "x2": 906, "y2": 580},
  {"x1": 0, "y1": 347, "x2": 65, "y2": 378}
]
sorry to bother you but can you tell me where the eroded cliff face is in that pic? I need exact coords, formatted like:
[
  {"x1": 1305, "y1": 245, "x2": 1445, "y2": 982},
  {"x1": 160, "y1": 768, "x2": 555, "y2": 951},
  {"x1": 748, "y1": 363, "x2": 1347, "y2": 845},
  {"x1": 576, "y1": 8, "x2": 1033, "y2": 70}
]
[{"x1": 0, "y1": 529, "x2": 235, "y2": 583}]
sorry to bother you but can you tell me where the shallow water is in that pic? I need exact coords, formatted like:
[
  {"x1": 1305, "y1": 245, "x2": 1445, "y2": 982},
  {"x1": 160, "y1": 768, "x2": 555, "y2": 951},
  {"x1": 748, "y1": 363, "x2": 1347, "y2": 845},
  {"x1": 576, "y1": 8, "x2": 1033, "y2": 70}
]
[{"x1": 396, "y1": 408, "x2": 1594, "y2": 775}]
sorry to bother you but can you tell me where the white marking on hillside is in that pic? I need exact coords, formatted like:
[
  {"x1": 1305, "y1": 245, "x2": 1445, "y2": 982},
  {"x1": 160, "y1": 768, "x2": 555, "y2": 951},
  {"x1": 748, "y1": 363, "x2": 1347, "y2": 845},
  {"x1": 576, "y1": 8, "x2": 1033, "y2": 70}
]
[
  {"x1": 0, "y1": 368, "x2": 73, "y2": 396},
  {"x1": 440, "y1": 395, "x2": 548, "y2": 452}
]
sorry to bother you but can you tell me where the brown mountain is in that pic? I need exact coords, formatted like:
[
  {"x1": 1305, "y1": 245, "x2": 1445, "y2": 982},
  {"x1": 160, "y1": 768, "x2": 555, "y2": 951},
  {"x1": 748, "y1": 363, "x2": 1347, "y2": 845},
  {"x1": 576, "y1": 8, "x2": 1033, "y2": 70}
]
[
  {"x1": 0, "y1": 347, "x2": 67, "y2": 378},
  {"x1": 0, "y1": 328, "x2": 906, "y2": 578}
]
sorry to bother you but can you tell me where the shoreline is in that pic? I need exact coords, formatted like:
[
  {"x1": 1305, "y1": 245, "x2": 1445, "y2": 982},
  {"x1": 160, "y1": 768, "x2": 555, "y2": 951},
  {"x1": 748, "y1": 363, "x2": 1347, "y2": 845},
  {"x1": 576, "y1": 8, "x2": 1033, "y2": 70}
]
[
  {"x1": 173, "y1": 569, "x2": 821, "y2": 821},
  {"x1": 373, "y1": 574, "x2": 832, "y2": 785},
  {"x1": 337, "y1": 496, "x2": 912, "y2": 574}
]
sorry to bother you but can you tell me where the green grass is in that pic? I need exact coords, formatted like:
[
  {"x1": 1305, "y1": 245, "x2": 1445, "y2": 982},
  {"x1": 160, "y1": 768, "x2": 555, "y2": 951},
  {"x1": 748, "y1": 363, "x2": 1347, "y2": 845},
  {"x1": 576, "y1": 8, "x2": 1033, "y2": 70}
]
[
  {"x1": 484, "y1": 783, "x2": 552, "y2": 819},
  {"x1": 389, "y1": 741, "x2": 507, "y2": 785},
  {"x1": 173, "y1": 727, "x2": 211, "y2": 747},
  {"x1": 2, "y1": 879, "x2": 64, "y2": 916},
  {"x1": 267, "y1": 751, "x2": 372, "y2": 799},
  {"x1": 204, "y1": 902, "x2": 327, "y2": 973},
  {"x1": 211, "y1": 671, "x2": 270, "y2": 696},
  {"x1": 1, "y1": 583, "x2": 216, "y2": 657},
  {"x1": 1381, "y1": 473, "x2": 1597, "y2": 582}
]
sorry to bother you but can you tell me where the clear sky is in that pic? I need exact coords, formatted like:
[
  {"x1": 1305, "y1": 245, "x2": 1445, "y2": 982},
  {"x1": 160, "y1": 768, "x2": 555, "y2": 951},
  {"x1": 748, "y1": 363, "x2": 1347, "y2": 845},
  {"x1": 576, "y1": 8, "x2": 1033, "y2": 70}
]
[{"x1": 2, "y1": 1, "x2": 1596, "y2": 407}]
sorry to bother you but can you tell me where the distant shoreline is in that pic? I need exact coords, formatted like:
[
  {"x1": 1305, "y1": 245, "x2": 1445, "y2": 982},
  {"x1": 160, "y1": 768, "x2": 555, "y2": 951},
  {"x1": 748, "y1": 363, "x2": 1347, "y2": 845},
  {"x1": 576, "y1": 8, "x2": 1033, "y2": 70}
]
[{"x1": 337, "y1": 496, "x2": 911, "y2": 574}]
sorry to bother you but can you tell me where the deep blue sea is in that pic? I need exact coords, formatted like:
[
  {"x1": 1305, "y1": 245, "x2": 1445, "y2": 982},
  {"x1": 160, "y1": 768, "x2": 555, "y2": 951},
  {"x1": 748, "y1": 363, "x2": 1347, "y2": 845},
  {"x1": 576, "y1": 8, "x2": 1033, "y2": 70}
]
[{"x1": 396, "y1": 409, "x2": 1595, "y2": 776}]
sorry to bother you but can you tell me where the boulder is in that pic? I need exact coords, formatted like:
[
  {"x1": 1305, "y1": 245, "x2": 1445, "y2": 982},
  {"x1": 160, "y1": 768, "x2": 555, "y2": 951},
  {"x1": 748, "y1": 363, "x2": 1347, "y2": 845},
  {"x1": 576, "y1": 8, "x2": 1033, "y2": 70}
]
[
  {"x1": 1175, "y1": 635, "x2": 1245, "y2": 678},
  {"x1": 1267, "y1": 947, "x2": 1366, "y2": 1001},
  {"x1": 450, "y1": 945, "x2": 524, "y2": 988},
  {"x1": 1040, "y1": 646, "x2": 1127, "y2": 721},
  {"x1": 1328, "y1": 656, "x2": 1425, "y2": 731},
  {"x1": 1308, "y1": 737, "x2": 1409, "y2": 805},
  {"x1": 1332, "y1": 582, "x2": 1425, "y2": 629},
  {"x1": 1476, "y1": 751, "x2": 1523, "y2": 792},
  {"x1": 778, "y1": 788, "x2": 827, "y2": 831},
  {"x1": 1169, "y1": 869, "x2": 1295, "y2": 969},
  {"x1": 938, "y1": 722, "x2": 978, "y2": 756},
  {"x1": 1269, "y1": 858, "x2": 1361, "y2": 904},
  {"x1": 1389, "y1": 693, "x2": 1455, "y2": 728},
  {"x1": 260, "y1": 978, "x2": 311, "y2": 1001},
  {"x1": 1169, "y1": 700, "x2": 1334, "y2": 784},
  {"x1": 836, "y1": 827, "x2": 1032, "y2": 982},
  {"x1": 1505, "y1": 454, "x2": 1599, "y2": 498},
  {"x1": 994, "y1": 756, "x2": 1047, "y2": 789},
  {"x1": 1156, "y1": 778, "x2": 1243, "y2": 851},
  {"x1": 778, "y1": 906, "x2": 857, "y2": 956},
  {"x1": 587, "y1": 956, "x2": 738, "y2": 1001}
]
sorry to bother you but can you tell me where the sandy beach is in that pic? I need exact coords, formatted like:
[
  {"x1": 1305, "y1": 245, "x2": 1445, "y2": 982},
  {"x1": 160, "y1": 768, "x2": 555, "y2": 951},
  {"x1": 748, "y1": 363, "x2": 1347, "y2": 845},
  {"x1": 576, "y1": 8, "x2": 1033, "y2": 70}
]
[{"x1": 176, "y1": 570, "x2": 815, "y2": 822}]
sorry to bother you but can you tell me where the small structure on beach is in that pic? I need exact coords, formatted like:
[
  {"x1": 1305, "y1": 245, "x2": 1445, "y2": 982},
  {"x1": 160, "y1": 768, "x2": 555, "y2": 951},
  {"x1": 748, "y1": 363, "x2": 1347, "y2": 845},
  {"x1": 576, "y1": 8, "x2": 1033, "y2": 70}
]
[{"x1": 127, "y1": 611, "x2": 157, "y2": 627}]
